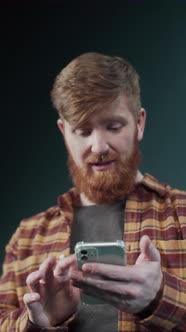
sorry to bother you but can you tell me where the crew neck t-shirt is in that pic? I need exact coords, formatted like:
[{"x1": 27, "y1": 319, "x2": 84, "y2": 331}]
[{"x1": 69, "y1": 200, "x2": 125, "y2": 332}]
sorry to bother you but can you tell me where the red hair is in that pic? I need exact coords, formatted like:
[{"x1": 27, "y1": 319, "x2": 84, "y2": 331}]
[{"x1": 51, "y1": 52, "x2": 141, "y2": 125}]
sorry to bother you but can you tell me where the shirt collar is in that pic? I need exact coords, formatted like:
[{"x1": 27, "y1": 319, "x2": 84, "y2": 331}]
[
  {"x1": 58, "y1": 173, "x2": 169, "y2": 209},
  {"x1": 140, "y1": 173, "x2": 168, "y2": 197}
]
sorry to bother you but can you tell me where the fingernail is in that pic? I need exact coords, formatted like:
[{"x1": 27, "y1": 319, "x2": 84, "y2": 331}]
[
  {"x1": 39, "y1": 278, "x2": 46, "y2": 284},
  {"x1": 82, "y1": 264, "x2": 91, "y2": 272},
  {"x1": 60, "y1": 254, "x2": 65, "y2": 259},
  {"x1": 30, "y1": 293, "x2": 37, "y2": 300}
]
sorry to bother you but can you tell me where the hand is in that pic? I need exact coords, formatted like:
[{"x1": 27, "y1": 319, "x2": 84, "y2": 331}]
[
  {"x1": 70, "y1": 235, "x2": 163, "y2": 313},
  {"x1": 23, "y1": 254, "x2": 80, "y2": 328}
]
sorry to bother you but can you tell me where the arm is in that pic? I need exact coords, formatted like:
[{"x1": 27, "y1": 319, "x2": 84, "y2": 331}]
[
  {"x1": 0, "y1": 231, "x2": 79, "y2": 331},
  {"x1": 139, "y1": 270, "x2": 186, "y2": 331},
  {"x1": 0, "y1": 231, "x2": 30, "y2": 331},
  {"x1": 139, "y1": 238, "x2": 186, "y2": 331}
]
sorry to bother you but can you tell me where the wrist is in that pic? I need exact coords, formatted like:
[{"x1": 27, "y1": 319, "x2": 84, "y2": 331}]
[
  {"x1": 136, "y1": 278, "x2": 164, "y2": 319},
  {"x1": 25, "y1": 319, "x2": 69, "y2": 331},
  {"x1": 25, "y1": 312, "x2": 76, "y2": 332}
]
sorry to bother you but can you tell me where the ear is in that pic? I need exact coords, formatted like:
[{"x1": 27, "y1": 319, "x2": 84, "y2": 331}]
[
  {"x1": 57, "y1": 118, "x2": 65, "y2": 136},
  {"x1": 136, "y1": 108, "x2": 146, "y2": 142}
]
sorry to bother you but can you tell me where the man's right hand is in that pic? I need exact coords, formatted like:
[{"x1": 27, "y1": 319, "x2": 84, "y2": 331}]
[{"x1": 23, "y1": 254, "x2": 80, "y2": 328}]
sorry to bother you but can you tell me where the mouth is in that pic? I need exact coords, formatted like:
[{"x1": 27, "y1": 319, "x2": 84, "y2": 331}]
[{"x1": 89, "y1": 160, "x2": 115, "y2": 171}]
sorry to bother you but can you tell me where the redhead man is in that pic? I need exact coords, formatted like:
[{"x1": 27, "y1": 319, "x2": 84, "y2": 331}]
[{"x1": 0, "y1": 53, "x2": 185, "y2": 331}]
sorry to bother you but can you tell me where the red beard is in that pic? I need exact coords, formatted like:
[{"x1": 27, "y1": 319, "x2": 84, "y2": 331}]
[{"x1": 68, "y1": 137, "x2": 141, "y2": 205}]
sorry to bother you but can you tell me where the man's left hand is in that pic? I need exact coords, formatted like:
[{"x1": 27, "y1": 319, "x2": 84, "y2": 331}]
[{"x1": 70, "y1": 235, "x2": 163, "y2": 313}]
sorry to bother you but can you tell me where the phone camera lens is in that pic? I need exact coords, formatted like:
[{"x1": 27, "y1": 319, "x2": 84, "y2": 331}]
[
  {"x1": 81, "y1": 255, "x2": 88, "y2": 261},
  {"x1": 81, "y1": 250, "x2": 87, "y2": 255}
]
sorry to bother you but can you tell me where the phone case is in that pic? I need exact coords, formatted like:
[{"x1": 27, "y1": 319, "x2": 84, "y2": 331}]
[{"x1": 75, "y1": 240, "x2": 126, "y2": 305}]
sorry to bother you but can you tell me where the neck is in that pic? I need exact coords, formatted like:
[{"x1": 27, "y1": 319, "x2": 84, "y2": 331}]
[{"x1": 80, "y1": 170, "x2": 143, "y2": 207}]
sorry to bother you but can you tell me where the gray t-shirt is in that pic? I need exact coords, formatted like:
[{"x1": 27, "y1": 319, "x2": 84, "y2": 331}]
[{"x1": 69, "y1": 200, "x2": 125, "y2": 332}]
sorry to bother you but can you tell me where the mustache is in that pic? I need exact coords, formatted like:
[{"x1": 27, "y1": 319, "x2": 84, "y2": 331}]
[{"x1": 84, "y1": 152, "x2": 117, "y2": 164}]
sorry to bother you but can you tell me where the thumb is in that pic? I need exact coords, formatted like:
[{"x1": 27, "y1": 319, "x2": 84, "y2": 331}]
[
  {"x1": 23, "y1": 292, "x2": 50, "y2": 327},
  {"x1": 136, "y1": 235, "x2": 160, "y2": 264}
]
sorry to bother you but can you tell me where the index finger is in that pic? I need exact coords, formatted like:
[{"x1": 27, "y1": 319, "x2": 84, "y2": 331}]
[
  {"x1": 82, "y1": 263, "x2": 133, "y2": 282},
  {"x1": 53, "y1": 254, "x2": 77, "y2": 277}
]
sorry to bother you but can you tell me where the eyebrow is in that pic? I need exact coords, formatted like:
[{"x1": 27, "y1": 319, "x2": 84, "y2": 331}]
[
  {"x1": 100, "y1": 115, "x2": 128, "y2": 124},
  {"x1": 72, "y1": 115, "x2": 128, "y2": 131}
]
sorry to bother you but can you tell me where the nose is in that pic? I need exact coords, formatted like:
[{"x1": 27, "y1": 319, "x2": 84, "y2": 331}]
[{"x1": 90, "y1": 129, "x2": 109, "y2": 154}]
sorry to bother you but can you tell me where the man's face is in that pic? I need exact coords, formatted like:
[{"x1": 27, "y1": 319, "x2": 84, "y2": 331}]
[{"x1": 58, "y1": 95, "x2": 146, "y2": 204}]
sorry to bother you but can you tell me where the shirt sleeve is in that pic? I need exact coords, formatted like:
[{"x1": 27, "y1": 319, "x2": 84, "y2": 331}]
[
  {"x1": 139, "y1": 271, "x2": 186, "y2": 331},
  {"x1": 24, "y1": 319, "x2": 69, "y2": 331},
  {"x1": 0, "y1": 225, "x2": 67, "y2": 331},
  {"x1": 0, "y1": 222, "x2": 73, "y2": 331},
  {"x1": 0, "y1": 227, "x2": 29, "y2": 331}
]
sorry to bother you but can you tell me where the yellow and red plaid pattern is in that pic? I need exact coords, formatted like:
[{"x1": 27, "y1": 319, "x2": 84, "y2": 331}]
[{"x1": 0, "y1": 174, "x2": 185, "y2": 331}]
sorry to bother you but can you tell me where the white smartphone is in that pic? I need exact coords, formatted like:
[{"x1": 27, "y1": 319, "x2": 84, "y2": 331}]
[{"x1": 75, "y1": 240, "x2": 126, "y2": 304}]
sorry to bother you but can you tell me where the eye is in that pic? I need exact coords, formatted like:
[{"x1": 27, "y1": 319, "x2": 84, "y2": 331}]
[
  {"x1": 74, "y1": 128, "x2": 92, "y2": 137},
  {"x1": 107, "y1": 122, "x2": 123, "y2": 132}
]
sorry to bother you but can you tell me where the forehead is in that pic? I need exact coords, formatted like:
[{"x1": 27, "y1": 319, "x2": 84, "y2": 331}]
[
  {"x1": 84, "y1": 95, "x2": 134, "y2": 125},
  {"x1": 63, "y1": 94, "x2": 135, "y2": 131}
]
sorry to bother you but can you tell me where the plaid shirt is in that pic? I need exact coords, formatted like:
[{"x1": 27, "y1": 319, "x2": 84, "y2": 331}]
[{"x1": 0, "y1": 173, "x2": 185, "y2": 331}]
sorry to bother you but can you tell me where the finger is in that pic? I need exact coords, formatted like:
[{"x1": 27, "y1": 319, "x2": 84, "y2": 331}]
[
  {"x1": 139, "y1": 235, "x2": 160, "y2": 262},
  {"x1": 23, "y1": 292, "x2": 50, "y2": 327},
  {"x1": 54, "y1": 254, "x2": 77, "y2": 279},
  {"x1": 23, "y1": 292, "x2": 40, "y2": 305},
  {"x1": 23, "y1": 292, "x2": 40, "y2": 323},
  {"x1": 26, "y1": 270, "x2": 45, "y2": 293},
  {"x1": 71, "y1": 270, "x2": 134, "y2": 305},
  {"x1": 72, "y1": 264, "x2": 133, "y2": 282},
  {"x1": 39, "y1": 256, "x2": 56, "y2": 283},
  {"x1": 72, "y1": 270, "x2": 123, "y2": 291}
]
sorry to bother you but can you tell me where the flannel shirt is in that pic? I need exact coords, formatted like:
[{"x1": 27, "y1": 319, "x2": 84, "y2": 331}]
[{"x1": 0, "y1": 173, "x2": 185, "y2": 331}]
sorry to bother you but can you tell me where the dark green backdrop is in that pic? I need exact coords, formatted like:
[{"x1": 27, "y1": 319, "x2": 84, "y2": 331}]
[{"x1": 1, "y1": 1, "x2": 186, "y2": 270}]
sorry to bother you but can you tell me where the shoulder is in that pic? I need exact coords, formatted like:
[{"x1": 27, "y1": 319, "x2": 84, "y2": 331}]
[
  {"x1": 20, "y1": 187, "x2": 78, "y2": 228},
  {"x1": 9, "y1": 187, "x2": 78, "y2": 243},
  {"x1": 141, "y1": 173, "x2": 186, "y2": 200}
]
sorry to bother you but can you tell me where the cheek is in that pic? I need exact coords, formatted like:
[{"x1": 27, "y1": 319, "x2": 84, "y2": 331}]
[
  {"x1": 115, "y1": 132, "x2": 134, "y2": 152},
  {"x1": 114, "y1": 134, "x2": 136, "y2": 162},
  {"x1": 64, "y1": 134, "x2": 80, "y2": 160},
  {"x1": 67, "y1": 142, "x2": 85, "y2": 166}
]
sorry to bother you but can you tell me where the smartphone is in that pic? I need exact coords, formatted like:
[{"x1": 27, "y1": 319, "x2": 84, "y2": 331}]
[{"x1": 74, "y1": 240, "x2": 126, "y2": 305}]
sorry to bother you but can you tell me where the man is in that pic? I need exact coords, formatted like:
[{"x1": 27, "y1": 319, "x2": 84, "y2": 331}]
[{"x1": 0, "y1": 52, "x2": 185, "y2": 331}]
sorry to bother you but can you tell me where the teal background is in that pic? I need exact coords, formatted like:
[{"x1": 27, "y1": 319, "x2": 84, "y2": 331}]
[{"x1": 1, "y1": 1, "x2": 186, "y2": 269}]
